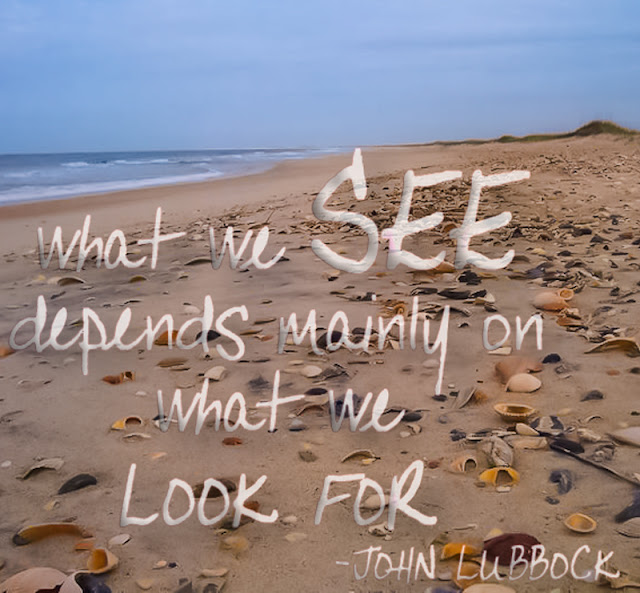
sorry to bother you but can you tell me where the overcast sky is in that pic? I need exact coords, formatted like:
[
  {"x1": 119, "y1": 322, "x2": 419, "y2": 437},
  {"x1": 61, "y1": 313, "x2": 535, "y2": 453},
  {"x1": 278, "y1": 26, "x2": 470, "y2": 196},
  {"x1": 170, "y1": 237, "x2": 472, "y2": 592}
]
[{"x1": 1, "y1": 0, "x2": 639, "y2": 153}]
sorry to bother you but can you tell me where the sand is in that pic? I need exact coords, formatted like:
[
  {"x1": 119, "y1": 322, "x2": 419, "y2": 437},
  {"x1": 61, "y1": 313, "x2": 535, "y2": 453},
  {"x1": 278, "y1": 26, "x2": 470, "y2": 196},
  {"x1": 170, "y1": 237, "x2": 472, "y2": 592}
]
[{"x1": 1, "y1": 135, "x2": 640, "y2": 593}]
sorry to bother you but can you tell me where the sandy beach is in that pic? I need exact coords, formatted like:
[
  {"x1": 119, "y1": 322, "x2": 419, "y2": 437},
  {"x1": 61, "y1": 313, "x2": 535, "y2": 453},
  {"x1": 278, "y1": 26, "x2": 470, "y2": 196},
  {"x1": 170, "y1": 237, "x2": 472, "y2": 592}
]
[{"x1": 2, "y1": 133, "x2": 640, "y2": 593}]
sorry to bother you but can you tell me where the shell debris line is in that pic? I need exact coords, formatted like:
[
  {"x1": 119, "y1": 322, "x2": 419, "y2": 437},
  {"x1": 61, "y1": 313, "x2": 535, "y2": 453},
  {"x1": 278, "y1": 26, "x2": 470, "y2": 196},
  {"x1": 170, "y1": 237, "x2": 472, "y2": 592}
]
[{"x1": 1, "y1": 133, "x2": 640, "y2": 592}]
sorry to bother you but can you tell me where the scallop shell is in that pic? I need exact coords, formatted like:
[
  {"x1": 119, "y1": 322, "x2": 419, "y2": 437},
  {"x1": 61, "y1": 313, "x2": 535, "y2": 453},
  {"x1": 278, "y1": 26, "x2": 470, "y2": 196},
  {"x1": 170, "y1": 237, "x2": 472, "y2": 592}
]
[
  {"x1": 564, "y1": 512, "x2": 597, "y2": 534},
  {"x1": 494, "y1": 403, "x2": 537, "y2": 423},
  {"x1": 479, "y1": 467, "x2": 520, "y2": 487},
  {"x1": 533, "y1": 291, "x2": 568, "y2": 311},
  {"x1": 506, "y1": 373, "x2": 541, "y2": 393},
  {"x1": 0, "y1": 567, "x2": 67, "y2": 593},
  {"x1": 87, "y1": 547, "x2": 119, "y2": 574}
]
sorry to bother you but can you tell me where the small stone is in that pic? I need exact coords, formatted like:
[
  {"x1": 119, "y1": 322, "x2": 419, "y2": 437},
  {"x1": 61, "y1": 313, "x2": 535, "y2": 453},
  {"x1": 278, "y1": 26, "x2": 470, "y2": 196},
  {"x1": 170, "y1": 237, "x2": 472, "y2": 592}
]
[
  {"x1": 1, "y1": 460, "x2": 11, "y2": 469},
  {"x1": 289, "y1": 419, "x2": 307, "y2": 432},
  {"x1": 362, "y1": 493, "x2": 388, "y2": 510},
  {"x1": 543, "y1": 353, "x2": 561, "y2": 364},
  {"x1": 153, "y1": 560, "x2": 167, "y2": 569},
  {"x1": 136, "y1": 579, "x2": 154, "y2": 590}
]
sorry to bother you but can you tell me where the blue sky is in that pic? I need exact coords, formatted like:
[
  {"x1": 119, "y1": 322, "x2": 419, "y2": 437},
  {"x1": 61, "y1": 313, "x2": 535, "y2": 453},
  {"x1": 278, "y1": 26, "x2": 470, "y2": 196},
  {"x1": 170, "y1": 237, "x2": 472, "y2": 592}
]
[{"x1": 0, "y1": 0, "x2": 639, "y2": 153}]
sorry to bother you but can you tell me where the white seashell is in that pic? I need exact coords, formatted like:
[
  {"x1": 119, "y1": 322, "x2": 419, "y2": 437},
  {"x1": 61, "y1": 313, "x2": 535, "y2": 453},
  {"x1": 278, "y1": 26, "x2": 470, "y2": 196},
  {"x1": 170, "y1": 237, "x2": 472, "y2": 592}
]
[{"x1": 506, "y1": 373, "x2": 541, "y2": 393}]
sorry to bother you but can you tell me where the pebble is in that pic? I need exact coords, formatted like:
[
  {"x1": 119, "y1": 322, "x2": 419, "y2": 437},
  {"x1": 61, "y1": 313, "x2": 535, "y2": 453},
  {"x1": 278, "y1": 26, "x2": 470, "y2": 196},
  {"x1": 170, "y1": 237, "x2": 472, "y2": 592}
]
[
  {"x1": 204, "y1": 366, "x2": 227, "y2": 381},
  {"x1": 136, "y1": 578, "x2": 154, "y2": 590},
  {"x1": 301, "y1": 365, "x2": 322, "y2": 378},
  {"x1": 1, "y1": 460, "x2": 11, "y2": 469},
  {"x1": 199, "y1": 568, "x2": 228, "y2": 578},
  {"x1": 281, "y1": 515, "x2": 298, "y2": 525},
  {"x1": 289, "y1": 419, "x2": 307, "y2": 432}
]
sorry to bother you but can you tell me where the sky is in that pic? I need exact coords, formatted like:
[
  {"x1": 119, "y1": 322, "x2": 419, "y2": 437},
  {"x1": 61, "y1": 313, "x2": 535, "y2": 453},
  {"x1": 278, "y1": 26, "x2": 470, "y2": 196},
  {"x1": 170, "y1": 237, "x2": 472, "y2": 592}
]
[{"x1": 0, "y1": 0, "x2": 639, "y2": 153}]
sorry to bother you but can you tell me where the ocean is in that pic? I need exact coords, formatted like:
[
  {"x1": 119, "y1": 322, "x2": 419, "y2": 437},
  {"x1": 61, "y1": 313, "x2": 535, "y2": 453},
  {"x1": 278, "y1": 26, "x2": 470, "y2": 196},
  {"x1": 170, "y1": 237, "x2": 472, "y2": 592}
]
[{"x1": 0, "y1": 148, "x2": 339, "y2": 205}]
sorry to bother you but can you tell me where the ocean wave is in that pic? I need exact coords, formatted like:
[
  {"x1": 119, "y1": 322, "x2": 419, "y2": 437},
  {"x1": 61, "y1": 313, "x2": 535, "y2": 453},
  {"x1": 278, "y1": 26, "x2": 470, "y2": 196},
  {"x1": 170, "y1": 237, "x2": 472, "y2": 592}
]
[{"x1": 0, "y1": 170, "x2": 223, "y2": 205}]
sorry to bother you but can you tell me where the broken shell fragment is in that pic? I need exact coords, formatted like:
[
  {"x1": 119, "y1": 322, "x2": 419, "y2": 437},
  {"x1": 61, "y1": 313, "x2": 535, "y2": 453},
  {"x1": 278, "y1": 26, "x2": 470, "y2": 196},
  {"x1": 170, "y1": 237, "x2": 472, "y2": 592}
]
[
  {"x1": 564, "y1": 512, "x2": 597, "y2": 534},
  {"x1": 616, "y1": 518, "x2": 640, "y2": 538},
  {"x1": 341, "y1": 449, "x2": 380, "y2": 464},
  {"x1": 506, "y1": 373, "x2": 541, "y2": 393},
  {"x1": 479, "y1": 467, "x2": 520, "y2": 487},
  {"x1": 20, "y1": 457, "x2": 64, "y2": 480},
  {"x1": 585, "y1": 338, "x2": 640, "y2": 358},
  {"x1": 87, "y1": 548, "x2": 119, "y2": 574},
  {"x1": 449, "y1": 454, "x2": 478, "y2": 473},
  {"x1": 13, "y1": 522, "x2": 90, "y2": 546},
  {"x1": 101, "y1": 371, "x2": 135, "y2": 385},
  {"x1": 494, "y1": 403, "x2": 536, "y2": 423},
  {"x1": 110, "y1": 416, "x2": 143, "y2": 431},
  {"x1": 441, "y1": 542, "x2": 482, "y2": 559},
  {"x1": 0, "y1": 567, "x2": 67, "y2": 592}
]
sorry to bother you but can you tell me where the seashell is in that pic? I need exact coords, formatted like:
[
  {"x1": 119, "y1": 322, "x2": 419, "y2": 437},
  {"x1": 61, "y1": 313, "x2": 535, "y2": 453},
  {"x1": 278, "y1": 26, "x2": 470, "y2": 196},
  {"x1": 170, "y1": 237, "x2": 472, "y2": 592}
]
[
  {"x1": 108, "y1": 533, "x2": 131, "y2": 547},
  {"x1": 204, "y1": 366, "x2": 227, "y2": 381},
  {"x1": 58, "y1": 571, "x2": 108, "y2": 593},
  {"x1": 441, "y1": 541, "x2": 482, "y2": 559},
  {"x1": 101, "y1": 371, "x2": 135, "y2": 385},
  {"x1": 576, "y1": 428, "x2": 602, "y2": 443},
  {"x1": 479, "y1": 467, "x2": 520, "y2": 487},
  {"x1": 495, "y1": 356, "x2": 542, "y2": 383},
  {"x1": 530, "y1": 415, "x2": 564, "y2": 435},
  {"x1": 564, "y1": 512, "x2": 597, "y2": 534},
  {"x1": 121, "y1": 432, "x2": 151, "y2": 441},
  {"x1": 506, "y1": 373, "x2": 541, "y2": 393},
  {"x1": 616, "y1": 518, "x2": 640, "y2": 538},
  {"x1": 480, "y1": 436, "x2": 514, "y2": 468},
  {"x1": 585, "y1": 337, "x2": 640, "y2": 357},
  {"x1": 301, "y1": 365, "x2": 322, "y2": 378},
  {"x1": 533, "y1": 291, "x2": 567, "y2": 311},
  {"x1": 110, "y1": 416, "x2": 143, "y2": 431},
  {"x1": 452, "y1": 561, "x2": 482, "y2": 588},
  {"x1": 185, "y1": 256, "x2": 211, "y2": 266},
  {"x1": 368, "y1": 522, "x2": 393, "y2": 537},
  {"x1": 465, "y1": 584, "x2": 516, "y2": 593},
  {"x1": 156, "y1": 357, "x2": 188, "y2": 368},
  {"x1": 128, "y1": 274, "x2": 147, "y2": 283},
  {"x1": 449, "y1": 454, "x2": 478, "y2": 473},
  {"x1": 222, "y1": 437, "x2": 243, "y2": 446},
  {"x1": 0, "y1": 345, "x2": 15, "y2": 358},
  {"x1": 507, "y1": 436, "x2": 548, "y2": 450},
  {"x1": 57, "y1": 276, "x2": 85, "y2": 286},
  {"x1": 341, "y1": 449, "x2": 380, "y2": 464},
  {"x1": 609, "y1": 427, "x2": 640, "y2": 448},
  {"x1": 58, "y1": 473, "x2": 97, "y2": 494},
  {"x1": 20, "y1": 457, "x2": 64, "y2": 480},
  {"x1": 556, "y1": 288, "x2": 574, "y2": 300},
  {"x1": 154, "y1": 330, "x2": 178, "y2": 346},
  {"x1": 74, "y1": 538, "x2": 95, "y2": 551},
  {"x1": 0, "y1": 567, "x2": 67, "y2": 592},
  {"x1": 220, "y1": 534, "x2": 249, "y2": 556},
  {"x1": 515, "y1": 423, "x2": 539, "y2": 436},
  {"x1": 87, "y1": 548, "x2": 119, "y2": 574},
  {"x1": 13, "y1": 522, "x2": 90, "y2": 546},
  {"x1": 494, "y1": 403, "x2": 536, "y2": 423}
]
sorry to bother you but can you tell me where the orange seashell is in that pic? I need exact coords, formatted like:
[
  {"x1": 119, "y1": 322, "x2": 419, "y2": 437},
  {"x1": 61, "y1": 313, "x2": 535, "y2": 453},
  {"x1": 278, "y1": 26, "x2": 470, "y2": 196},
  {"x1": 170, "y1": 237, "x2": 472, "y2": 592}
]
[
  {"x1": 494, "y1": 403, "x2": 537, "y2": 423},
  {"x1": 452, "y1": 561, "x2": 482, "y2": 588},
  {"x1": 556, "y1": 288, "x2": 574, "y2": 300},
  {"x1": 0, "y1": 345, "x2": 15, "y2": 358},
  {"x1": 87, "y1": 547, "x2": 119, "y2": 574},
  {"x1": 441, "y1": 541, "x2": 482, "y2": 559},
  {"x1": 154, "y1": 330, "x2": 179, "y2": 346},
  {"x1": 564, "y1": 512, "x2": 596, "y2": 534},
  {"x1": 223, "y1": 437, "x2": 243, "y2": 446},
  {"x1": 13, "y1": 522, "x2": 90, "y2": 546},
  {"x1": 479, "y1": 467, "x2": 520, "y2": 487},
  {"x1": 533, "y1": 291, "x2": 567, "y2": 311},
  {"x1": 111, "y1": 415, "x2": 144, "y2": 430}
]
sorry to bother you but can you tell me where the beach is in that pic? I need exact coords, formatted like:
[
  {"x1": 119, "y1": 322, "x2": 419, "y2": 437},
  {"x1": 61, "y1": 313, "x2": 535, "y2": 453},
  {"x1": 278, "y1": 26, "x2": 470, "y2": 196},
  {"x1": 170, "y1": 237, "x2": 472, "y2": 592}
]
[{"x1": 2, "y1": 133, "x2": 640, "y2": 593}]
